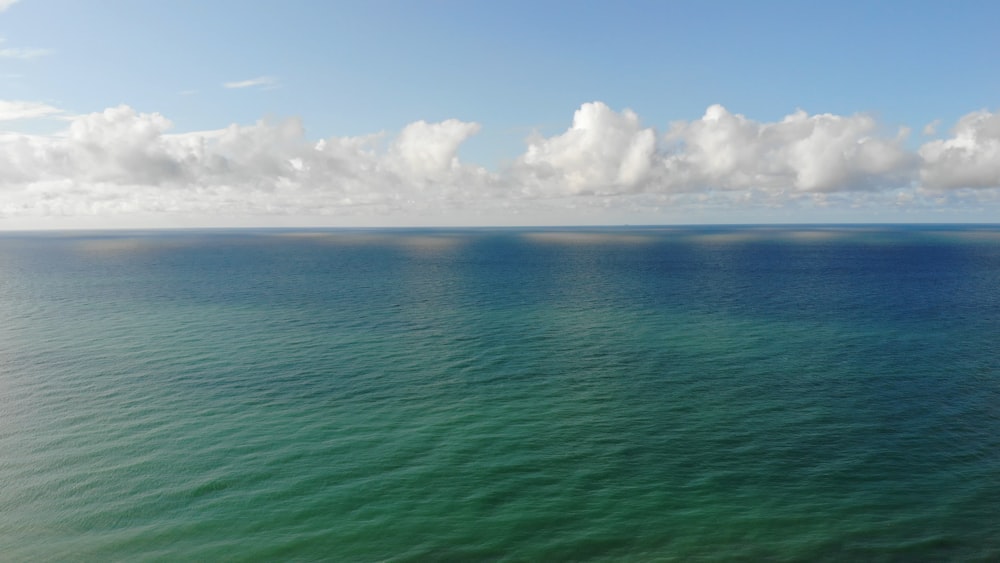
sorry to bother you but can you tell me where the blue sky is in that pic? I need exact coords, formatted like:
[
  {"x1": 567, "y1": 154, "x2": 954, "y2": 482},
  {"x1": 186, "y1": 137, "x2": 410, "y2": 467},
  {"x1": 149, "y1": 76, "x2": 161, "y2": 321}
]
[{"x1": 1, "y1": 0, "x2": 999, "y2": 227}]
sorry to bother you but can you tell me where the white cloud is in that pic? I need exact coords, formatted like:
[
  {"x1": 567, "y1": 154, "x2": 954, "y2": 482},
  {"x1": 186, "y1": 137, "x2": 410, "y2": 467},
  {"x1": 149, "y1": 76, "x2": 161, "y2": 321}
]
[
  {"x1": 390, "y1": 119, "x2": 482, "y2": 178},
  {"x1": 0, "y1": 47, "x2": 50, "y2": 59},
  {"x1": 0, "y1": 103, "x2": 493, "y2": 220},
  {"x1": 507, "y1": 103, "x2": 914, "y2": 200},
  {"x1": 1, "y1": 100, "x2": 996, "y2": 225},
  {"x1": 922, "y1": 119, "x2": 940, "y2": 136},
  {"x1": 223, "y1": 76, "x2": 279, "y2": 89},
  {"x1": 660, "y1": 105, "x2": 914, "y2": 193},
  {"x1": 0, "y1": 36, "x2": 51, "y2": 59},
  {"x1": 0, "y1": 99, "x2": 61, "y2": 120},
  {"x1": 919, "y1": 109, "x2": 1000, "y2": 190},
  {"x1": 512, "y1": 102, "x2": 657, "y2": 196},
  {"x1": 0, "y1": 0, "x2": 19, "y2": 12}
]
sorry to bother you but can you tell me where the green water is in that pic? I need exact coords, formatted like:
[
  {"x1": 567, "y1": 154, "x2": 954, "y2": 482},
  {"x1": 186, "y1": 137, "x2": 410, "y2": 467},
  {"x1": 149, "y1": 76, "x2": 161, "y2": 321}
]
[{"x1": 1, "y1": 227, "x2": 998, "y2": 560}]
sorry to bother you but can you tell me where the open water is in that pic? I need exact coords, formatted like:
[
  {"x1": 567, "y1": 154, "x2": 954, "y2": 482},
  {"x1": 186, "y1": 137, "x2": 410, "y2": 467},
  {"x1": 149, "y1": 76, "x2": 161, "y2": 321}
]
[{"x1": 1, "y1": 225, "x2": 998, "y2": 561}]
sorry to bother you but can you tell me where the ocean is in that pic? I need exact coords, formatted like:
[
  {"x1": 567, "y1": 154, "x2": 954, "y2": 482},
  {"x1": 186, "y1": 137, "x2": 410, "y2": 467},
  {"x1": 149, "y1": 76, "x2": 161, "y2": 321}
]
[{"x1": 1, "y1": 225, "x2": 998, "y2": 561}]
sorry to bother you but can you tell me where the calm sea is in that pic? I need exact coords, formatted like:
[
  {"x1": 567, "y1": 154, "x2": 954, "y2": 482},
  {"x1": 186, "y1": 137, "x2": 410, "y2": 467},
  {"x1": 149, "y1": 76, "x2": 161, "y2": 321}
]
[{"x1": 1, "y1": 226, "x2": 998, "y2": 561}]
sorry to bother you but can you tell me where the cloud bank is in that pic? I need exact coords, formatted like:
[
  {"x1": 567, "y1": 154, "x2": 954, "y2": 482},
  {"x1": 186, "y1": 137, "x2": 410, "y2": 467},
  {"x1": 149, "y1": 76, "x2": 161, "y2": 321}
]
[{"x1": 1, "y1": 101, "x2": 999, "y2": 225}]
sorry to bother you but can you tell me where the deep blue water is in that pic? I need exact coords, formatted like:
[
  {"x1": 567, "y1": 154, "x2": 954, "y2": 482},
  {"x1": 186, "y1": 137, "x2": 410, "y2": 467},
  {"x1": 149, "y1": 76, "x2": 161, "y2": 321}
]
[{"x1": 1, "y1": 225, "x2": 998, "y2": 561}]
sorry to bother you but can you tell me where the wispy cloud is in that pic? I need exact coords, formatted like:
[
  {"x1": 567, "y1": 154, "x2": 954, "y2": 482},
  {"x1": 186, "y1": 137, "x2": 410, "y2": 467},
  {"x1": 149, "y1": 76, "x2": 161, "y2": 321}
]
[
  {"x1": 923, "y1": 119, "x2": 941, "y2": 136},
  {"x1": 0, "y1": 99, "x2": 62, "y2": 120},
  {"x1": 0, "y1": 37, "x2": 51, "y2": 59},
  {"x1": 223, "y1": 75, "x2": 278, "y2": 89},
  {"x1": 0, "y1": 0, "x2": 20, "y2": 13},
  {"x1": 0, "y1": 46, "x2": 51, "y2": 59}
]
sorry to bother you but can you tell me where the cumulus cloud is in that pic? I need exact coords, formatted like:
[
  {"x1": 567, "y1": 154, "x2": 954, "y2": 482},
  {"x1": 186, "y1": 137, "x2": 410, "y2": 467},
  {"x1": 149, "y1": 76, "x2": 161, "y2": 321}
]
[
  {"x1": 507, "y1": 103, "x2": 915, "y2": 200},
  {"x1": 0, "y1": 103, "x2": 493, "y2": 219},
  {"x1": 391, "y1": 119, "x2": 482, "y2": 178},
  {"x1": 919, "y1": 109, "x2": 1000, "y2": 190},
  {"x1": 513, "y1": 102, "x2": 656, "y2": 195},
  {"x1": 0, "y1": 99, "x2": 62, "y2": 120},
  {"x1": 660, "y1": 105, "x2": 914, "y2": 193},
  {"x1": 223, "y1": 76, "x2": 279, "y2": 89},
  {"x1": 1, "y1": 99, "x2": 997, "y2": 224}
]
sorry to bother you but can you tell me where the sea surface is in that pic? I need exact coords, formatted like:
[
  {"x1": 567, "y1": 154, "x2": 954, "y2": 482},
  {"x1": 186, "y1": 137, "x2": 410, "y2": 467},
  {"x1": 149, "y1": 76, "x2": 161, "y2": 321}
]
[{"x1": 1, "y1": 225, "x2": 998, "y2": 561}]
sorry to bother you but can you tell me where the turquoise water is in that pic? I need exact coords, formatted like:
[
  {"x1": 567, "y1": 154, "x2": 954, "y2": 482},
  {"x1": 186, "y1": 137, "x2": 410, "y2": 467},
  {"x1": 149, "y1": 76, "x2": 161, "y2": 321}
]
[{"x1": 1, "y1": 226, "x2": 999, "y2": 561}]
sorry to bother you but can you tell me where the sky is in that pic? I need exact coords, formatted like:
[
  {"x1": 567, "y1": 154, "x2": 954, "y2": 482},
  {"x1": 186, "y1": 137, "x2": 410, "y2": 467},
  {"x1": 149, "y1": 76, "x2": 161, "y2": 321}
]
[{"x1": 1, "y1": 0, "x2": 999, "y2": 228}]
